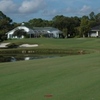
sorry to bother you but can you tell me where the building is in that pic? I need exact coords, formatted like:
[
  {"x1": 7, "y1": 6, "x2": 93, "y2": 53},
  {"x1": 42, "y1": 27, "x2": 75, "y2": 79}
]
[
  {"x1": 6, "y1": 25, "x2": 63, "y2": 39},
  {"x1": 88, "y1": 25, "x2": 100, "y2": 37}
]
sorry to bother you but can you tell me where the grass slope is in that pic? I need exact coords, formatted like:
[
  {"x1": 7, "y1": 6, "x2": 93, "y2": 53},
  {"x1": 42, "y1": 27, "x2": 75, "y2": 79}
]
[
  {"x1": 5, "y1": 38, "x2": 100, "y2": 49},
  {"x1": 0, "y1": 38, "x2": 100, "y2": 100}
]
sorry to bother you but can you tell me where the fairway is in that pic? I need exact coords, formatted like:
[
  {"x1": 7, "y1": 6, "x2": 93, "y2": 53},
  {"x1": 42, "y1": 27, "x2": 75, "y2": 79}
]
[{"x1": 0, "y1": 38, "x2": 100, "y2": 100}]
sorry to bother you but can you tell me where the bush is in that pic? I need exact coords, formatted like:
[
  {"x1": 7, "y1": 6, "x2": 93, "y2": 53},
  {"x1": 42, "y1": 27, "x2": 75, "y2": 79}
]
[
  {"x1": 7, "y1": 43, "x2": 19, "y2": 48},
  {"x1": 0, "y1": 56, "x2": 11, "y2": 62}
]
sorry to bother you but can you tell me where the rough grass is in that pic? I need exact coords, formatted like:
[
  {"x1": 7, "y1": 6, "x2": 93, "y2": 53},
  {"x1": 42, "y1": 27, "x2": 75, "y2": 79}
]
[
  {"x1": 0, "y1": 38, "x2": 100, "y2": 100},
  {"x1": 5, "y1": 38, "x2": 100, "y2": 49}
]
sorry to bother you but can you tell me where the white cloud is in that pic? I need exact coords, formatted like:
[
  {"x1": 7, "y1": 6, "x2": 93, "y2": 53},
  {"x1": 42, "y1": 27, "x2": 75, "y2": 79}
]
[
  {"x1": 0, "y1": 0, "x2": 99, "y2": 22},
  {"x1": 80, "y1": 5, "x2": 91, "y2": 14},
  {"x1": 63, "y1": 7, "x2": 75, "y2": 14},
  {"x1": 43, "y1": 9, "x2": 59, "y2": 16},
  {"x1": 0, "y1": 0, "x2": 46, "y2": 14},
  {"x1": 0, "y1": 0, "x2": 17, "y2": 13},
  {"x1": 19, "y1": 0, "x2": 46, "y2": 14}
]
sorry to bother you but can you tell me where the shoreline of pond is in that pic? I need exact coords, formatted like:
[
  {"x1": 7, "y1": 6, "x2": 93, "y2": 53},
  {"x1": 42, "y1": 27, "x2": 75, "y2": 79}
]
[{"x1": 0, "y1": 48, "x2": 89, "y2": 63}]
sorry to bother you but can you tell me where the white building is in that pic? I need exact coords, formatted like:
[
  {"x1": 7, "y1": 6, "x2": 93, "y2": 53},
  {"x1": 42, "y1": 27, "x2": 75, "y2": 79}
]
[
  {"x1": 88, "y1": 25, "x2": 100, "y2": 37},
  {"x1": 6, "y1": 25, "x2": 63, "y2": 39},
  {"x1": 6, "y1": 26, "x2": 34, "y2": 39}
]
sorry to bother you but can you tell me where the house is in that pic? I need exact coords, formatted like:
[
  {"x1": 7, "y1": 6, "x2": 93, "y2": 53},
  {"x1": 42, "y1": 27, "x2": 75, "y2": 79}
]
[
  {"x1": 88, "y1": 25, "x2": 100, "y2": 37},
  {"x1": 6, "y1": 25, "x2": 63, "y2": 39},
  {"x1": 6, "y1": 26, "x2": 35, "y2": 39}
]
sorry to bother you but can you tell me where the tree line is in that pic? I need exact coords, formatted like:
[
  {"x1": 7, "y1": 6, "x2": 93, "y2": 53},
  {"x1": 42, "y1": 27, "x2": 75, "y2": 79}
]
[{"x1": 0, "y1": 11, "x2": 100, "y2": 41}]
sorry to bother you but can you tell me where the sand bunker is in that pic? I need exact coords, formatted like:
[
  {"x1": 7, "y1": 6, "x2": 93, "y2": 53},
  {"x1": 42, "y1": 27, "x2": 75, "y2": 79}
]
[
  {"x1": 19, "y1": 44, "x2": 38, "y2": 47},
  {"x1": 0, "y1": 43, "x2": 38, "y2": 48},
  {"x1": 0, "y1": 43, "x2": 10, "y2": 48}
]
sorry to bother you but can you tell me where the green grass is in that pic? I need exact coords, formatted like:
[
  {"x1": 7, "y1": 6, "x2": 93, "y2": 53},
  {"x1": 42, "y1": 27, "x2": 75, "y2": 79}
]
[
  {"x1": 5, "y1": 38, "x2": 100, "y2": 50},
  {"x1": 0, "y1": 38, "x2": 100, "y2": 100}
]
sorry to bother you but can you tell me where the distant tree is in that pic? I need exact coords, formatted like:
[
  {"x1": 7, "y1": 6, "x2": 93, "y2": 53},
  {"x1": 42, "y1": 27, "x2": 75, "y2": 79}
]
[
  {"x1": 12, "y1": 22, "x2": 20, "y2": 28},
  {"x1": 28, "y1": 18, "x2": 43, "y2": 27},
  {"x1": 79, "y1": 17, "x2": 90, "y2": 37},
  {"x1": 13, "y1": 29, "x2": 27, "y2": 38},
  {"x1": 0, "y1": 11, "x2": 12, "y2": 33},
  {"x1": 95, "y1": 13, "x2": 100, "y2": 20},
  {"x1": 0, "y1": 11, "x2": 13, "y2": 41},
  {"x1": 62, "y1": 28, "x2": 68, "y2": 38},
  {"x1": 52, "y1": 15, "x2": 80, "y2": 37},
  {"x1": 95, "y1": 13, "x2": 100, "y2": 25},
  {"x1": 52, "y1": 15, "x2": 68, "y2": 30},
  {"x1": 89, "y1": 12, "x2": 95, "y2": 20},
  {"x1": 28, "y1": 18, "x2": 51, "y2": 27}
]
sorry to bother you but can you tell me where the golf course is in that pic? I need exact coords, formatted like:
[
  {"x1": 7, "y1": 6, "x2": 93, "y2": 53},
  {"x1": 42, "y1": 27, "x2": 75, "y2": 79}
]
[{"x1": 0, "y1": 38, "x2": 100, "y2": 100}]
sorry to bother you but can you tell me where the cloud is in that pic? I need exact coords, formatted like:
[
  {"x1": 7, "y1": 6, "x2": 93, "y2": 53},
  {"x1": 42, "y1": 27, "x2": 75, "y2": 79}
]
[
  {"x1": 0, "y1": 0, "x2": 46, "y2": 14},
  {"x1": 19, "y1": 0, "x2": 46, "y2": 14},
  {"x1": 78, "y1": 5, "x2": 92, "y2": 16},
  {"x1": 0, "y1": 0, "x2": 99, "y2": 22},
  {"x1": 42, "y1": 9, "x2": 59, "y2": 16},
  {"x1": 0, "y1": 0, "x2": 17, "y2": 13},
  {"x1": 80, "y1": 5, "x2": 91, "y2": 13}
]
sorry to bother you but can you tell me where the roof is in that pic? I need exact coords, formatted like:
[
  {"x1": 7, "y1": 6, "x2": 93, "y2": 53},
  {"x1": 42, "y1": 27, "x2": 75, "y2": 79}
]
[
  {"x1": 24, "y1": 23, "x2": 61, "y2": 32},
  {"x1": 22, "y1": 25, "x2": 62, "y2": 33},
  {"x1": 91, "y1": 25, "x2": 100, "y2": 30},
  {"x1": 32, "y1": 27, "x2": 62, "y2": 33}
]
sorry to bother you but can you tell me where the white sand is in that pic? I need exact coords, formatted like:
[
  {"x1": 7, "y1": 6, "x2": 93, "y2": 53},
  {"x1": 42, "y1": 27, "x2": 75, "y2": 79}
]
[
  {"x1": 0, "y1": 43, "x2": 38, "y2": 48},
  {"x1": 19, "y1": 44, "x2": 38, "y2": 47},
  {"x1": 0, "y1": 43, "x2": 10, "y2": 48}
]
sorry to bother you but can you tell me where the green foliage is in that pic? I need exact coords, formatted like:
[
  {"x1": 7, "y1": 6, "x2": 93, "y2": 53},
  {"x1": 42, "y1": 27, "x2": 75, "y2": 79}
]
[
  {"x1": 0, "y1": 11, "x2": 12, "y2": 34},
  {"x1": 62, "y1": 28, "x2": 68, "y2": 37},
  {"x1": 0, "y1": 48, "x2": 83, "y2": 55},
  {"x1": 89, "y1": 12, "x2": 95, "y2": 20},
  {"x1": 7, "y1": 43, "x2": 19, "y2": 48},
  {"x1": 52, "y1": 15, "x2": 80, "y2": 37},
  {"x1": 28, "y1": 18, "x2": 51, "y2": 27},
  {"x1": 0, "y1": 11, "x2": 13, "y2": 41},
  {"x1": 79, "y1": 17, "x2": 90, "y2": 37},
  {"x1": 0, "y1": 55, "x2": 11, "y2": 62},
  {"x1": 13, "y1": 29, "x2": 27, "y2": 38}
]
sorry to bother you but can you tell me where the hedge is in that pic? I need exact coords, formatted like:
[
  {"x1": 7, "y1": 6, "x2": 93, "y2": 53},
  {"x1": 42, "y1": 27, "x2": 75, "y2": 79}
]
[{"x1": 0, "y1": 48, "x2": 86, "y2": 55}]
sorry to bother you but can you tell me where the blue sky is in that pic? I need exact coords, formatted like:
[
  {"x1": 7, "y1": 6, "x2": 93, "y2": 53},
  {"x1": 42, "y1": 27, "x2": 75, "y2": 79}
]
[{"x1": 0, "y1": 0, "x2": 100, "y2": 23}]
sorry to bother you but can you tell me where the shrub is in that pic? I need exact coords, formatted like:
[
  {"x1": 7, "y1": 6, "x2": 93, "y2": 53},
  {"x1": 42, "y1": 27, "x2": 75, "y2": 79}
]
[{"x1": 7, "y1": 43, "x2": 19, "y2": 48}]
